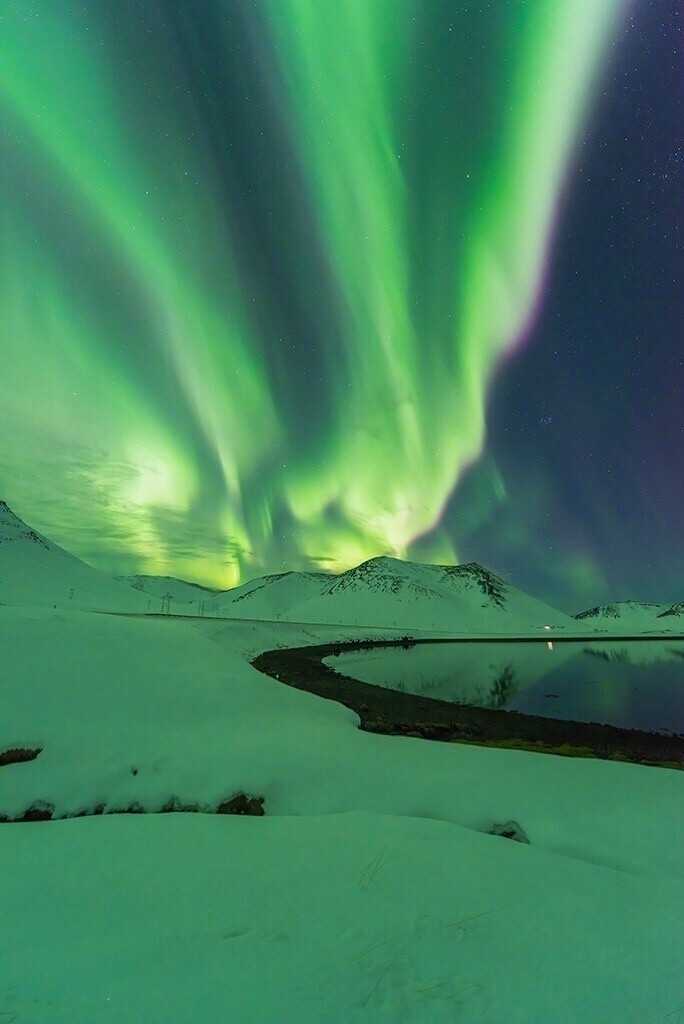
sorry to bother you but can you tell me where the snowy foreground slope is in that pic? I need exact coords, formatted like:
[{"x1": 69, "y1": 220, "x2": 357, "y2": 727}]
[
  {"x1": 575, "y1": 600, "x2": 684, "y2": 633},
  {"x1": 1, "y1": 604, "x2": 683, "y2": 1023},
  {"x1": 3, "y1": 812, "x2": 682, "y2": 1024},
  {"x1": 1, "y1": 505, "x2": 683, "y2": 1021}
]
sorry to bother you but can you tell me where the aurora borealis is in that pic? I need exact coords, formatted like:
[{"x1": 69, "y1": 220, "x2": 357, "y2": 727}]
[{"x1": 0, "y1": 1, "x2": 681, "y2": 607}]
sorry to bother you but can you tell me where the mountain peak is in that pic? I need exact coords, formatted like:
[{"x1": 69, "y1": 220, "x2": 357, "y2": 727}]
[
  {"x1": 657, "y1": 603, "x2": 684, "y2": 619},
  {"x1": 0, "y1": 500, "x2": 50, "y2": 548},
  {"x1": 0, "y1": 499, "x2": 18, "y2": 519},
  {"x1": 0, "y1": 501, "x2": 152, "y2": 612},
  {"x1": 348, "y1": 555, "x2": 407, "y2": 570},
  {"x1": 575, "y1": 601, "x2": 666, "y2": 620}
]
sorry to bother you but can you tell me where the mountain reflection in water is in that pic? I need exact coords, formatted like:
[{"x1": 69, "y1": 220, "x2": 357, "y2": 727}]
[{"x1": 325, "y1": 641, "x2": 684, "y2": 734}]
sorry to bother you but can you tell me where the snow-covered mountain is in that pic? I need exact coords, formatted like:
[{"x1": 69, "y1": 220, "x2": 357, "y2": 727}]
[
  {"x1": 658, "y1": 603, "x2": 684, "y2": 621},
  {"x1": 218, "y1": 570, "x2": 331, "y2": 618},
  {"x1": 4, "y1": 496, "x2": 679, "y2": 635},
  {"x1": 117, "y1": 574, "x2": 221, "y2": 605},
  {"x1": 204, "y1": 556, "x2": 576, "y2": 633},
  {"x1": 574, "y1": 601, "x2": 684, "y2": 634},
  {"x1": 0, "y1": 502, "x2": 570, "y2": 629},
  {"x1": 0, "y1": 500, "x2": 147, "y2": 612}
]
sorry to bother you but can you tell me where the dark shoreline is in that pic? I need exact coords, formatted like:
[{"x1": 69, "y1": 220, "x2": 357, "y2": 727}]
[{"x1": 253, "y1": 639, "x2": 684, "y2": 770}]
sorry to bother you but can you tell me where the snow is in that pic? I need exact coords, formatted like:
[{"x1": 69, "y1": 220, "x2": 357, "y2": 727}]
[
  {"x1": 1, "y1": 606, "x2": 683, "y2": 878},
  {"x1": 117, "y1": 573, "x2": 221, "y2": 605},
  {"x1": 0, "y1": 501, "x2": 147, "y2": 613},
  {"x1": 1, "y1": 501, "x2": 683, "y2": 1022},
  {"x1": 2, "y1": 812, "x2": 682, "y2": 1024},
  {"x1": 575, "y1": 600, "x2": 684, "y2": 633},
  {"x1": 198, "y1": 557, "x2": 581, "y2": 634}
]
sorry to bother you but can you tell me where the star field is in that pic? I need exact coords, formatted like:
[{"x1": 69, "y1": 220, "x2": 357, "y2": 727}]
[{"x1": 0, "y1": 0, "x2": 680, "y2": 608}]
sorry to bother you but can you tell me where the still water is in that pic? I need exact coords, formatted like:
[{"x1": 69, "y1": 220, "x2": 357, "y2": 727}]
[{"x1": 324, "y1": 641, "x2": 684, "y2": 734}]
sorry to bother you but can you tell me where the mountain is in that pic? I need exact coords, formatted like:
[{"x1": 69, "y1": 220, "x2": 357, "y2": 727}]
[
  {"x1": 574, "y1": 601, "x2": 684, "y2": 633},
  {"x1": 658, "y1": 603, "x2": 684, "y2": 620},
  {"x1": 203, "y1": 556, "x2": 576, "y2": 633},
  {"x1": 0, "y1": 500, "x2": 147, "y2": 612},
  {"x1": 4, "y1": 497, "x2": 679, "y2": 634},
  {"x1": 117, "y1": 574, "x2": 221, "y2": 606},
  {"x1": 218, "y1": 570, "x2": 332, "y2": 619}
]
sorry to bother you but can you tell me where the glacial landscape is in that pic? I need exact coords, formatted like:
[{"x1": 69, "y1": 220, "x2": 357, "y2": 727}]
[
  {"x1": 1, "y1": 499, "x2": 683, "y2": 1023},
  {"x1": 1, "y1": 2, "x2": 681, "y2": 1019}
]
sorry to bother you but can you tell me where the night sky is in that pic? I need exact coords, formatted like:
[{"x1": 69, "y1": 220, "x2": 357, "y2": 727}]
[{"x1": 0, "y1": 0, "x2": 681, "y2": 610}]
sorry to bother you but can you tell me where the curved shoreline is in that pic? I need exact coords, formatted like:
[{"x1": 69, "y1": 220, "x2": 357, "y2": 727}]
[{"x1": 253, "y1": 639, "x2": 684, "y2": 770}]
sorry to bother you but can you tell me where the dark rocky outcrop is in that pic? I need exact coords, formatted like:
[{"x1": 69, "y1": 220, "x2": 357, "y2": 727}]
[
  {"x1": 488, "y1": 821, "x2": 530, "y2": 844},
  {"x1": 0, "y1": 747, "x2": 41, "y2": 767},
  {"x1": 0, "y1": 793, "x2": 266, "y2": 823},
  {"x1": 217, "y1": 793, "x2": 265, "y2": 816}
]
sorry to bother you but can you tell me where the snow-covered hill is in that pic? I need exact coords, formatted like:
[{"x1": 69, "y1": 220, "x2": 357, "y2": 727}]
[
  {"x1": 575, "y1": 601, "x2": 684, "y2": 634},
  {"x1": 1, "y1": 603, "x2": 683, "y2": 1023},
  {"x1": 117, "y1": 574, "x2": 221, "y2": 606},
  {"x1": 204, "y1": 556, "x2": 575, "y2": 634},
  {"x1": 220, "y1": 569, "x2": 332, "y2": 619},
  {"x1": 1, "y1": 517, "x2": 682, "y2": 1022},
  {"x1": 0, "y1": 502, "x2": 573, "y2": 630},
  {"x1": 0, "y1": 500, "x2": 147, "y2": 612},
  {"x1": 658, "y1": 602, "x2": 684, "y2": 622},
  {"x1": 3, "y1": 497, "x2": 680, "y2": 636}
]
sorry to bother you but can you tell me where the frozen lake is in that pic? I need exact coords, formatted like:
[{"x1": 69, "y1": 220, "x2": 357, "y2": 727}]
[{"x1": 325, "y1": 640, "x2": 684, "y2": 735}]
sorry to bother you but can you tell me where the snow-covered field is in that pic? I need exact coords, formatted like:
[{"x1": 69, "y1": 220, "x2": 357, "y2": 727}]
[
  {"x1": 1, "y1": 501, "x2": 683, "y2": 1022},
  {"x1": 1, "y1": 603, "x2": 683, "y2": 1023},
  {"x1": 3, "y1": 810, "x2": 682, "y2": 1024}
]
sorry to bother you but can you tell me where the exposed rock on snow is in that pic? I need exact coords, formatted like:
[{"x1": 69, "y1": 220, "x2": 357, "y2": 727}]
[
  {"x1": 658, "y1": 602, "x2": 684, "y2": 619},
  {"x1": 488, "y1": 820, "x2": 530, "y2": 844},
  {"x1": 206, "y1": 556, "x2": 576, "y2": 634},
  {"x1": 1, "y1": 799, "x2": 55, "y2": 823},
  {"x1": 0, "y1": 786, "x2": 266, "y2": 823},
  {"x1": 574, "y1": 601, "x2": 683, "y2": 634},
  {"x1": 0, "y1": 499, "x2": 49, "y2": 549},
  {"x1": 0, "y1": 746, "x2": 41, "y2": 767},
  {"x1": 0, "y1": 500, "x2": 148, "y2": 612},
  {"x1": 217, "y1": 793, "x2": 265, "y2": 816}
]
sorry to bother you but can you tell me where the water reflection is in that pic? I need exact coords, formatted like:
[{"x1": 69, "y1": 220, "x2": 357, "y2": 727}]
[{"x1": 325, "y1": 641, "x2": 684, "y2": 734}]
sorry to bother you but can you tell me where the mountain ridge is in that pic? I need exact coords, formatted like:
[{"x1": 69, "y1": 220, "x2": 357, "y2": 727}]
[
  {"x1": 194, "y1": 554, "x2": 574, "y2": 632},
  {"x1": 574, "y1": 600, "x2": 683, "y2": 632},
  {"x1": 0, "y1": 500, "x2": 147, "y2": 612},
  {"x1": 2, "y1": 500, "x2": 680, "y2": 632}
]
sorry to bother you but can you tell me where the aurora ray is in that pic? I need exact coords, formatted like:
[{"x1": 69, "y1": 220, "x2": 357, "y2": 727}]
[{"x1": 0, "y1": 1, "x2": 630, "y2": 588}]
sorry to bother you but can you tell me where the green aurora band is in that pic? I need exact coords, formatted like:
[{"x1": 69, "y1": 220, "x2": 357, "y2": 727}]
[{"x1": 0, "y1": 1, "x2": 627, "y2": 587}]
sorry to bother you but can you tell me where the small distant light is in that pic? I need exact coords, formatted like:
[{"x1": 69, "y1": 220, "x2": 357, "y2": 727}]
[
  {"x1": 547, "y1": 641, "x2": 554, "y2": 651},
  {"x1": 543, "y1": 625, "x2": 552, "y2": 630}
]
